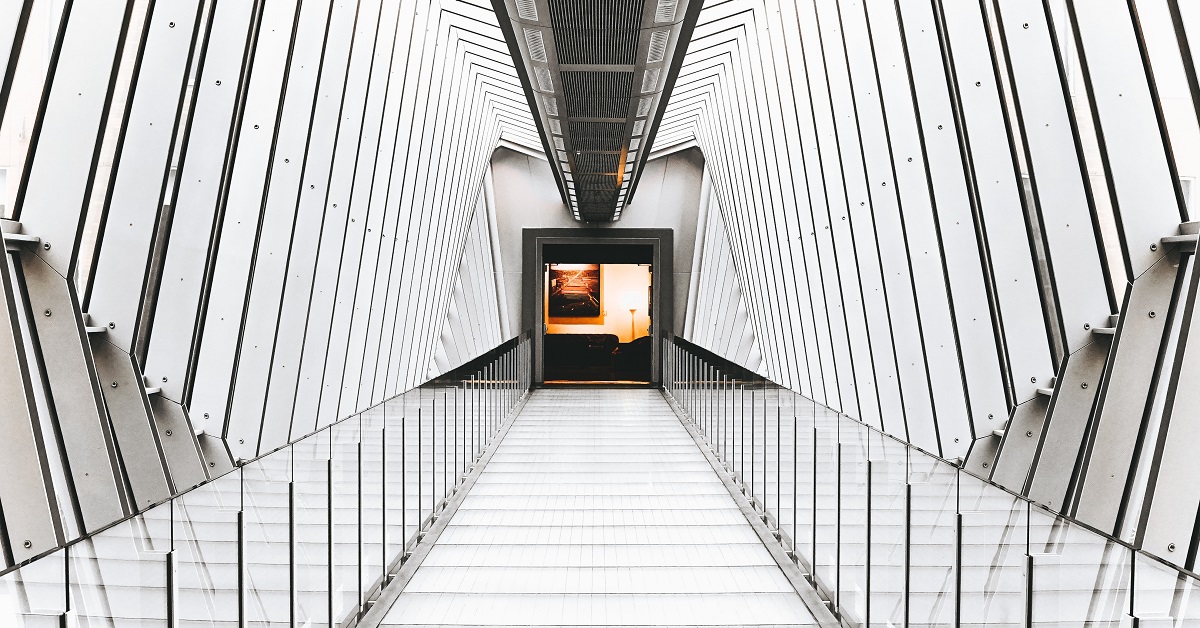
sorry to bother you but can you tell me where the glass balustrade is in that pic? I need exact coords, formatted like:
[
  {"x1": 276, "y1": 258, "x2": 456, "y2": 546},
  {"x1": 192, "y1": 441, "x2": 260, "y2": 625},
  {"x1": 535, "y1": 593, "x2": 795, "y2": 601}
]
[
  {"x1": 0, "y1": 334, "x2": 531, "y2": 627},
  {"x1": 663, "y1": 333, "x2": 1200, "y2": 627}
]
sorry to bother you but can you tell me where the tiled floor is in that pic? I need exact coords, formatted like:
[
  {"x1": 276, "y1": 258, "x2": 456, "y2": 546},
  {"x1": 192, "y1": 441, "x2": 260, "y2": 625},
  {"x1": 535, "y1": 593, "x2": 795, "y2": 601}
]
[{"x1": 378, "y1": 388, "x2": 819, "y2": 626}]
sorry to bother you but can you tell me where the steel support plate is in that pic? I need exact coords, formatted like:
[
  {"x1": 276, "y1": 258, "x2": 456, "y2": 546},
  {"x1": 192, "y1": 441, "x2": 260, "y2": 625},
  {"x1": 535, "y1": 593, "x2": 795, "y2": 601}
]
[
  {"x1": 148, "y1": 397, "x2": 209, "y2": 492},
  {"x1": 1075, "y1": 257, "x2": 1181, "y2": 531},
  {"x1": 90, "y1": 338, "x2": 174, "y2": 509},
  {"x1": 1023, "y1": 339, "x2": 1109, "y2": 511},
  {"x1": 0, "y1": 248, "x2": 63, "y2": 563},
  {"x1": 18, "y1": 251, "x2": 128, "y2": 531}
]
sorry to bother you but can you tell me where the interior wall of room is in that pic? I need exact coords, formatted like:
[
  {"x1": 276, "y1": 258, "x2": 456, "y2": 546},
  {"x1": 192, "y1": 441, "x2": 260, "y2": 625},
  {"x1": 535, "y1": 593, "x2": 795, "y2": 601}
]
[
  {"x1": 545, "y1": 264, "x2": 651, "y2": 343},
  {"x1": 489, "y1": 146, "x2": 705, "y2": 337}
]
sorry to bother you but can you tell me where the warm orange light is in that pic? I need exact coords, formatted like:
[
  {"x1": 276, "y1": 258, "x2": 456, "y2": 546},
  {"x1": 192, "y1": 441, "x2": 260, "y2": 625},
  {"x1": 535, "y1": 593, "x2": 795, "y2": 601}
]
[{"x1": 615, "y1": 145, "x2": 628, "y2": 187}]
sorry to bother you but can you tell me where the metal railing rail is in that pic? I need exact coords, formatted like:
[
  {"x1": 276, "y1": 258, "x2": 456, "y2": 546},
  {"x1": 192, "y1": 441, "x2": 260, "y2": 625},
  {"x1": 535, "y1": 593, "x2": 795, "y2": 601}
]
[
  {"x1": 663, "y1": 332, "x2": 1200, "y2": 626},
  {"x1": 0, "y1": 333, "x2": 532, "y2": 627}
]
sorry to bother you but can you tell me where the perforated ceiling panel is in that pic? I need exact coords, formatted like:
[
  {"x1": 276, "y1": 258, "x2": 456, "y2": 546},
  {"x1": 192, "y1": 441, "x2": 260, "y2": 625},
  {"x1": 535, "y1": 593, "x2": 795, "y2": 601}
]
[{"x1": 494, "y1": 0, "x2": 701, "y2": 221}]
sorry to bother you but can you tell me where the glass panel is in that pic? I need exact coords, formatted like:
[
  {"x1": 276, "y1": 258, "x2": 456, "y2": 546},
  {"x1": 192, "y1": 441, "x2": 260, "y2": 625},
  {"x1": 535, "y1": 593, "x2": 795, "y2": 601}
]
[
  {"x1": 330, "y1": 415, "x2": 361, "y2": 622},
  {"x1": 839, "y1": 419, "x2": 870, "y2": 625},
  {"x1": 793, "y1": 394, "x2": 818, "y2": 576},
  {"x1": 907, "y1": 453, "x2": 957, "y2": 626},
  {"x1": 360, "y1": 405, "x2": 385, "y2": 603},
  {"x1": 384, "y1": 391, "x2": 412, "y2": 564},
  {"x1": 959, "y1": 474, "x2": 1027, "y2": 627},
  {"x1": 291, "y1": 428, "x2": 330, "y2": 626},
  {"x1": 868, "y1": 432, "x2": 908, "y2": 627},
  {"x1": 1029, "y1": 507, "x2": 1130, "y2": 627},
  {"x1": 0, "y1": 549, "x2": 65, "y2": 627},
  {"x1": 174, "y1": 469, "x2": 241, "y2": 627},
  {"x1": 71, "y1": 508, "x2": 171, "y2": 627},
  {"x1": 813, "y1": 403, "x2": 840, "y2": 601},
  {"x1": 243, "y1": 447, "x2": 292, "y2": 627},
  {"x1": 775, "y1": 388, "x2": 800, "y2": 552},
  {"x1": 1132, "y1": 551, "x2": 1200, "y2": 624}
]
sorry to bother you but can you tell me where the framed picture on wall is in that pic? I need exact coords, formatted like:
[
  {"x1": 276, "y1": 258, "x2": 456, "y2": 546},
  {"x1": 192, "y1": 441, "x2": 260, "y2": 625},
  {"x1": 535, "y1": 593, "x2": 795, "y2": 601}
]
[{"x1": 549, "y1": 264, "x2": 601, "y2": 318}]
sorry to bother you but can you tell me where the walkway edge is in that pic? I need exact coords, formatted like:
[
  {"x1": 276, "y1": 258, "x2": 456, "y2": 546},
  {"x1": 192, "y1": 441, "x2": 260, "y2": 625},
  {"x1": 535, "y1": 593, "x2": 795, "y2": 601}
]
[
  {"x1": 357, "y1": 391, "x2": 533, "y2": 628},
  {"x1": 661, "y1": 390, "x2": 842, "y2": 628}
]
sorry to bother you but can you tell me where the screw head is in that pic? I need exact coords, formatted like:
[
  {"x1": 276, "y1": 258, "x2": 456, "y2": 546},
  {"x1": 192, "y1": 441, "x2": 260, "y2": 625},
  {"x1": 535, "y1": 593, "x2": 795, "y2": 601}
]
[
  {"x1": 1081, "y1": 382, "x2": 1089, "y2": 389},
  {"x1": 238, "y1": 439, "x2": 244, "y2": 444},
  {"x1": 162, "y1": 376, "x2": 167, "y2": 382},
  {"x1": 108, "y1": 322, "x2": 115, "y2": 329},
  {"x1": 1023, "y1": 22, "x2": 1030, "y2": 28},
  {"x1": 43, "y1": 309, "x2": 51, "y2": 317},
  {"x1": 1083, "y1": 323, "x2": 1091, "y2": 330},
  {"x1": 1151, "y1": 243, "x2": 1159, "y2": 251},
  {"x1": 23, "y1": 540, "x2": 32, "y2": 549},
  {"x1": 209, "y1": 461, "x2": 216, "y2": 468},
  {"x1": 1169, "y1": 543, "x2": 1177, "y2": 552},
  {"x1": 1030, "y1": 377, "x2": 1037, "y2": 383},
  {"x1": 1026, "y1": 430, "x2": 1034, "y2": 437},
  {"x1": 982, "y1": 462, "x2": 989, "y2": 468},
  {"x1": 165, "y1": 430, "x2": 173, "y2": 436},
  {"x1": 203, "y1": 413, "x2": 210, "y2": 419},
  {"x1": 111, "y1": 381, "x2": 118, "y2": 388},
  {"x1": 1150, "y1": 311, "x2": 1157, "y2": 318},
  {"x1": 42, "y1": 242, "x2": 50, "y2": 250}
]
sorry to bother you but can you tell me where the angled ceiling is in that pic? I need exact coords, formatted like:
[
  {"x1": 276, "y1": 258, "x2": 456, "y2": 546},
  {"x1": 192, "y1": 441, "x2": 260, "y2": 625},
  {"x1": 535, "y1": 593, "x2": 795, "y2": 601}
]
[{"x1": 493, "y1": 0, "x2": 701, "y2": 222}]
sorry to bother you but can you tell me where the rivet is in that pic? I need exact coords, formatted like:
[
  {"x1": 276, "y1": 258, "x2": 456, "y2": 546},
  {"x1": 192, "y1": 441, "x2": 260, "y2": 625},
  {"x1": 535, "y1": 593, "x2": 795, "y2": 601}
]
[
  {"x1": 111, "y1": 382, "x2": 118, "y2": 388},
  {"x1": 162, "y1": 376, "x2": 168, "y2": 382},
  {"x1": 209, "y1": 461, "x2": 216, "y2": 468},
  {"x1": 1149, "y1": 311, "x2": 1157, "y2": 318},
  {"x1": 43, "y1": 242, "x2": 51, "y2": 250},
  {"x1": 1151, "y1": 243, "x2": 1159, "y2": 251},
  {"x1": 1169, "y1": 543, "x2": 1177, "y2": 552},
  {"x1": 1030, "y1": 377, "x2": 1037, "y2": 383},
  {"x1": 982, "y1": 462, "x2": 989, "y2": 468},
  {"x1": 1083, "y1": 323, "x2": 1091, "y2": 330},
  {"x1": 954, "y1": 438, "x2": 959, "y2": 443},
  {"x1": 165, "y1": 429, "x2": 173, "y2": 436},
  {"x1": 1026, "y1": 431, "x2": 1033, "y2": 437},
  {"x1": 975, "y1": 81, "x2": 981, "y2": 87},
  {"x1": 215, "y1": 80, "x2": 222, "y2": 86},
  {"x1": 169, "y1": 21, "x2": 175, "y2": 27},
  {"x1": 988, "y1": 414, "x2": 994, "y2": 420},
  {"x1": 1023, "y1": 23, "x2": 1030, "y2": 29},
  {"x1": 238, "y1": 439, "x2": 244, "y2": 444},
  {"x1": 23, "y1": 540, "x2": 31, "y2": 549},
  {"x1": 204, "y1": 413, "x2": 210, "y2": 418},
  {"x1": 1081, "y1": 382, "x2": 1089, "y2": 389},
  {"x1": 253, "y1": 124, "x2": 260, "y2": 129},
  {"x1": 108, "y1": 322, "x2": 115, "y2": 329},
  {"x1": 43, "y1": 309, "x2": 51, "y2": 317}
]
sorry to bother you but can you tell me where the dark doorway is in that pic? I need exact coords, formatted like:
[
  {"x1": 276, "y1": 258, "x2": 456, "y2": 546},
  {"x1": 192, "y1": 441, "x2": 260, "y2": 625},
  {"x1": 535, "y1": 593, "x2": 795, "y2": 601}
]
[{"x1": 523, "y1": 229, "x2": 672, "y2": 386}]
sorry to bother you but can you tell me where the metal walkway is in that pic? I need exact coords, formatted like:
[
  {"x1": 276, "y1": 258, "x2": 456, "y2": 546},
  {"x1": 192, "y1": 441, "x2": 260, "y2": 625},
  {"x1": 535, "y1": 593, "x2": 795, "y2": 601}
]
[{"x1": 373, "y1": 388, "x2": 822, "y2": 626}]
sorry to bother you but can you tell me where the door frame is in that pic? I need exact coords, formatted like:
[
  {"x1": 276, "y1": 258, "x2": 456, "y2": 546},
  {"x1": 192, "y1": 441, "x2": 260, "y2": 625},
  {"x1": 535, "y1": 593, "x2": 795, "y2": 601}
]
[{"x1": 522, "y1": 228, "x2": 673, "y2": 386}]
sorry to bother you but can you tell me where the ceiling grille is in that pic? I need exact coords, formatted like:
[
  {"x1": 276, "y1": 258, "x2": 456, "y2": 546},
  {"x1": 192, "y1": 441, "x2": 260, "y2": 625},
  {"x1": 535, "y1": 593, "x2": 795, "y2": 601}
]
[
  {"x1": 574, "y1": 153, "x2": 620, "y2": 173},
  {"x1": 568, "y1": 121, "x2": 625, "y2": 151},
  {"x1": 561, "y1": 71, "x2": 634, "y2": 118},
  {"x1": 534, "y1": 67, "x2": 554, "y2": 91},
  {"x1": 516, "y1": 0, "x2": 538, "y2": 20},
  {"x1": 575, "y1": 174, "x2": 619, "y2": 189},
  {"x1": 647, "y1": 31, "x2": 669, "y2": 63},
  {"x1": 655, "y1": 0, "x2": 677, "y2": 22},
  {"x1": 641, "y1": 68, "x2": 662, "y2": 93},
  {"x1": 498, "y1": 0, "x2": 696, "y2": 221},
  {"x1": 547, "y1": 0, "x2": 645, "y2": 64},
  {"x1": 524, "y1": 28, "x2": 547, "y2": 62}
]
